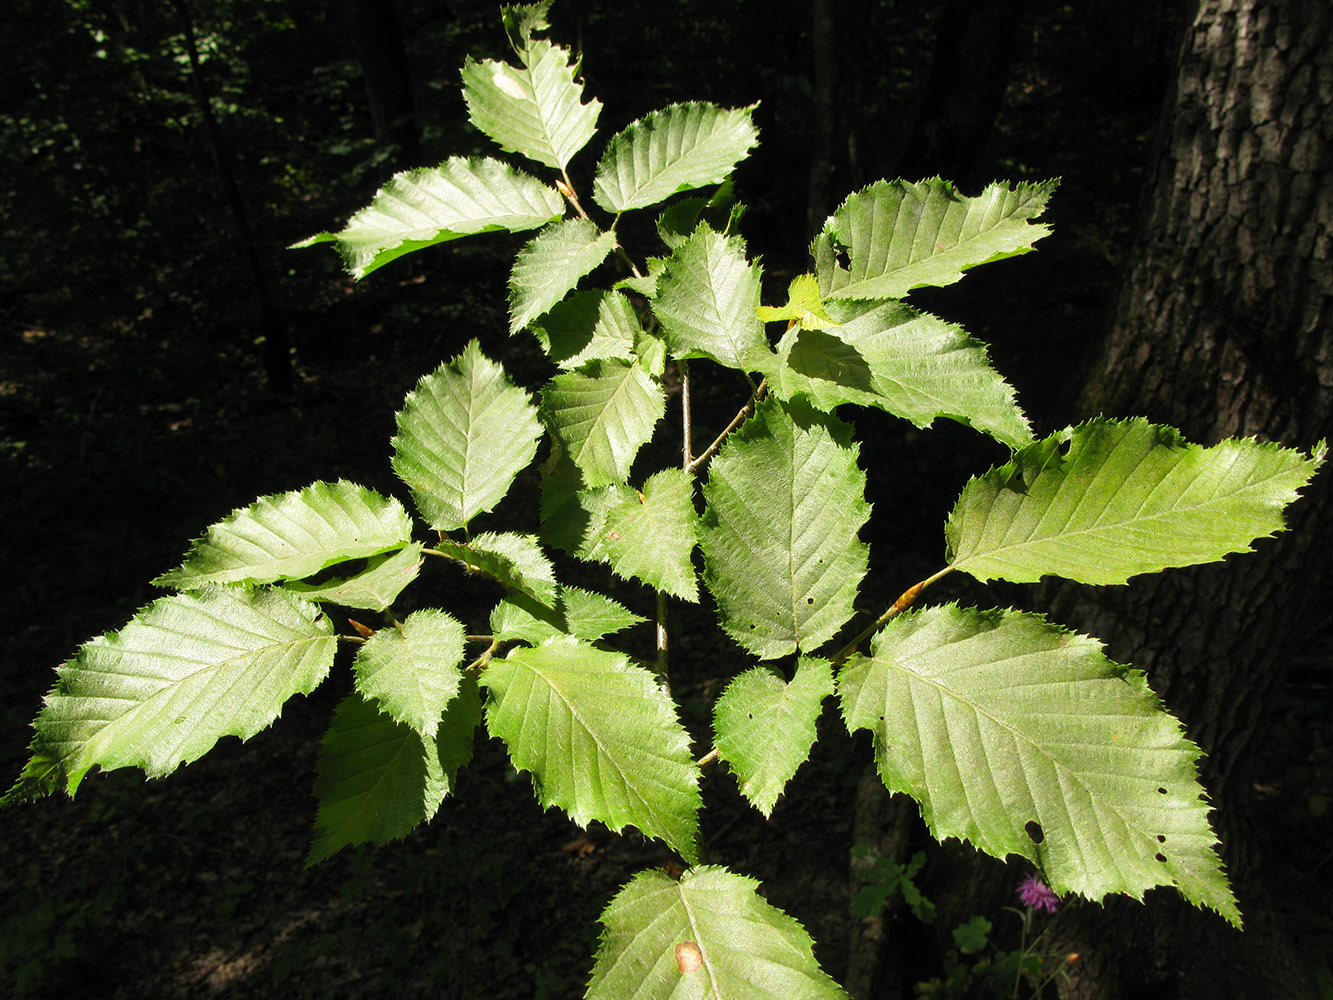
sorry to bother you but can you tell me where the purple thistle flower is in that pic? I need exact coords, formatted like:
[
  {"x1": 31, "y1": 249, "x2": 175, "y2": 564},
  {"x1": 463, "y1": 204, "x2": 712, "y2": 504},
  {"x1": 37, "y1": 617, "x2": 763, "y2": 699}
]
[{"x1": 1017, "y1": 873, "x2": 1059, "y2": 913}]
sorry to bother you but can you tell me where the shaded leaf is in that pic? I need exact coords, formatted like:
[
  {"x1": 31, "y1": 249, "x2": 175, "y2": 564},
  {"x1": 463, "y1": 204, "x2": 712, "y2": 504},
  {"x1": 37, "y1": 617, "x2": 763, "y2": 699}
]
[
  {"x1": 490, "y1": 585, "x2": 645, "y2": 645},
  {"x1": 307, "y1": 681, "x2": 480, "y2": 865},
  {"x1": 528, "y1": 289, "x2": 641, "y2": 369},
  {"x1": 767, "y1": 300, "x2": 1032, "y2": 449},
  {"x1": 284, "y1": 543, "x2": 424, "y2": 612},
  {"x1": 435, "y1": 531, "x2": 559, "y2": 606}
]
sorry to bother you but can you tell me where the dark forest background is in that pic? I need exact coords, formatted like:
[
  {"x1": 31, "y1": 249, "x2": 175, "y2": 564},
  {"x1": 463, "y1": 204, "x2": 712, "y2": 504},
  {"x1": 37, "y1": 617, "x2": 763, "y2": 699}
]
[{"x1": 2, "y1": 1, "x2": 1329, "y2": 998}]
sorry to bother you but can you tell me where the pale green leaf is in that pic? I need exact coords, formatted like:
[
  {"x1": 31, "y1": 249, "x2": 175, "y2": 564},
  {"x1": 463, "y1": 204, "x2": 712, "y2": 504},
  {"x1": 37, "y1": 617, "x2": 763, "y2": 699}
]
[
  {"x1": 480, "y1": 637, "x2": 700, "y2": 861},
  {"x1": 490, "y1": 585, "x2": 645, "y2": 645},
  {"x1": 587, "y1": 866, "x2": 850, "y2": 1000},
  {"x1": 528, "y1": 289, "x2": 641, "y2": 369},
  {"x1": 813, "y1": 178, "x2": 1057, "y2": 301},
  {"x1": 592, "y1": 102, "x2": 759, "y2": 213},
  {"x1": 713, "y1": 657, "x2": 833, "y2": 817},
  {"x1": 284, "y1": 543, "x2": 424, "y2": 612},
  {"x1": 289, "y1": 157, "x2": 563, "y2": 279},
  {"x1": 756, "y1": 273, "x2": 839, "y2": 331},
  {"x1": 460, "y1": 39, "x2": 601, "y2": 171},
  {"x1": 839, "y1": 604, "x2": 1240, "y2": 925},
  {"x1": 501, "y1": 2, "x2": 551, "y2": 51},
  {"x1": 653, "y1": 224, "x2": 771, "y2": 373},
  {"x1": 509, "y1": 218, "x2": 618, "y2": 334},
  {"x1": 434, "y1": 531, "x2": 559, "y2": 606},
  {"x1": 353, "y1": 609, "x2": 466, "y2": 736},
  {"x1": 572, "y1": 469, "x2": 700, "y2": 600},
  {"x1": 542, "y1": 358, "x2": 664, "y2": 487},
  {"x1": 153, "y1": 480, "x2": 414, "y2": 590},
  {"x1": 946, "y1": 418, "x2": 1326, "y2": 584},
  {"x1": 767, "y1": 300, "x2": 1032, "y2": 449},
  {"x1": 391, "y1": 339, "x2": 544, "y2": 531},
  {"x1": 23, "y1": 586, "x2": 336, "y2": 797},
  {"x1": 700, "y1": 398, "x2": 870, "y2": 659},
  {"x1": 307, "y1": 681, "x2": 481, "y2": 865}
]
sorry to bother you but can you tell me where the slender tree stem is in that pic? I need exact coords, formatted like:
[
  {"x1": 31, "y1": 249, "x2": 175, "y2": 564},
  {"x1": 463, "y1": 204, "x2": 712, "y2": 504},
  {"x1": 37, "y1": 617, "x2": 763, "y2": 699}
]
[
  {"x1": 686, "y1": 378, "x2": 768, "y2": 476},
  {"x1": 680, "y1": 358, "x2": 694, "y2": 467},
  {"x1": 833, "y1": 566, "x2": 955, "y2": 666}
]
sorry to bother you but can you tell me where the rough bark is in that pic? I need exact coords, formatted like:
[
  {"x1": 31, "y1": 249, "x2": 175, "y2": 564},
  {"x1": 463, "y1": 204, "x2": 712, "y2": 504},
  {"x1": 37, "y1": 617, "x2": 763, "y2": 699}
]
[{"x1": 1035, "y1": 1, "x2": 1333, "y2": 996}]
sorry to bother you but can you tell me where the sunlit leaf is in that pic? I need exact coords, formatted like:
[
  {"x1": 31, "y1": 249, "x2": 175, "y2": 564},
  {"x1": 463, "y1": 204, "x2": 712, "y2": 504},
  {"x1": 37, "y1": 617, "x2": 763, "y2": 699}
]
[
  {"x1": 700, "y1": 398, "x2": 869, "y2": 659},
  {"x1": 290, "y1": 157, "x2": 562, "y2": 279},
  {"x1": 352, "y1": 609, "x2": 466, "y2": 736},
  {"x1": 542, "y1": 358, "x2": 664, "y2": 487},
  {"x1": 946, "y1": 418, "x2": 1326, "y2": 584},
  {"x1": 840, "y1": 604, "x2": 1240, "y2": 926},
  {"x1": 587, "y1": 866, "x2": 850, "y2": 1000},
  {"x1": 481, "y1": 637, "x2": 700, "y2": 861},
  {"x1": 391, "y1": 339, "x2": 543, "y2": 531},
  {"x1": 434, "y1": 531, "x2": 559, "y2": 607},
  {"x1": 714, "y1": 657, "x2": 833, "y2": 816},
  {"x1": 153, "y1": 481, "x2": 414, "y2": 590},
  {"x1": 509, "y1": 218, "x2": 618, "y2": 334}
]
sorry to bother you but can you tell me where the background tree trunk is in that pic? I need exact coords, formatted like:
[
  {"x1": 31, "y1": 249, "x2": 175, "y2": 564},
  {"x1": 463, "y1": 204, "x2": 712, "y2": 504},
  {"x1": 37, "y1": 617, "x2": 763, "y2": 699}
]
[
  {"x1": 345, "y1": 0, "x2": 420, "y2": 167},
  {"x1": 1033, "y1": 0, "x2": 1333, "y2": 996}
]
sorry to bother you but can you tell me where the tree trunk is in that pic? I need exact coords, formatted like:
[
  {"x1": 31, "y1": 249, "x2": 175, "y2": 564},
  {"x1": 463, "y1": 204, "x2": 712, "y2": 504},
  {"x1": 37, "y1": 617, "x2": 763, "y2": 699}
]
[
  {"x1": 170, "y1": 0, "x2": 292, "y2": 395},
  {"x1": 894, "y1": 0, "x2": 1027, "y2": 190},
  {"x1": 1033, "y1": 1, "x2": 1333, "y2": 996},
  {"x1": 346, "y1": 0, "x2": 420, "y2": 167}
]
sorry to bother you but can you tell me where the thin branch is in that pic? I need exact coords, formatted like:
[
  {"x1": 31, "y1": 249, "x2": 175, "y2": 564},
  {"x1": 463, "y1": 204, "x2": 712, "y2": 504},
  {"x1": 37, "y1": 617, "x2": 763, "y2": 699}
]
[
  {"x1": 832, "y1": 565, "x2": 956, "y2": 666},
  {"x1": 680, "y1": 358, "x2": 694, "y2": 467},
  {"x1": 686, "y1": 378, "x2": 768, "y2": 476}
]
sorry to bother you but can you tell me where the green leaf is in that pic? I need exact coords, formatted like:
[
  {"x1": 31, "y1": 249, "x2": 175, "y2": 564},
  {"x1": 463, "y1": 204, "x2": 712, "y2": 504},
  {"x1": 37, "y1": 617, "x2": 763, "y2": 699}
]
[
  {"x1": 391, "y1": 339, "x2": 544, "y2": 531},
  {"x1": 700, "y1": 398, "x2": 870, "y2": 659},
  {"x1": 713, "y1": 657, "x2": 833, "y2": 816},
  {"x1": 284, "y1": 543, "x2": 424, "y2": 612},
  {"x1": 839, "y1": 604, "x2": 1240, "y2": 926},
  {"x1": 480, "y1": 637, "x2": 701, "y2": 862},
  {"x1": 813, "y1": 178, "x2": 1057, "y2": 301},
  {"x1": 434, "y1": 531, "x2": 559, "y2": 607},
  {"x1": 509, "y1": 218, "x2": 618, "y2": 334},
  {"x1": 21, "y1": 586, "x2": 336, "y2": 797},
  {"x1": 307, "y1": 681, "x2": 481, "y2": 865},
  {"x1": 571, "y1": 469, "x2": 701, "y2": 601},
  {"x1": 528, "y1": 289, "x2": 641, "y2": 369},
  {"x1": 756, "y1": 273, "x2": 840, "y2": 331},
  {"x1": 767, "y1": 300, "x2": 1032, "y2": 449},
  {"x1": 501, "y1": 2, "x2": 551, "y2": 52},
  {"x1": 592, "y1": 102, "x2": 759, "y2": 214},
  {"x1": 653, "y1": 224, "x2": 770, "y2": 373},
  {"x1": 461, "y1": 40, "x2": 601, "y2": 171},
  {"x1": 946, "y1": 418, "x2": 1326, "y2": 584},
  {"x1": 289, "y1": 157, "x2": 563, "y2": 279},
  {"x1": 490, "y1": 585, "x2": 645, "y2": 645},
  {"x1": 587, "y1": 866, "x2": 850, "y2": 1000},
  {"x1": 352, "y1": 609, "x2": 466, "y2": 736},
  {"x1": 542, "y1": 358, "x2": 664, "y2": 487},
  {"x1": 153, "y1": 481, "x2": 414, "y2": 590}
]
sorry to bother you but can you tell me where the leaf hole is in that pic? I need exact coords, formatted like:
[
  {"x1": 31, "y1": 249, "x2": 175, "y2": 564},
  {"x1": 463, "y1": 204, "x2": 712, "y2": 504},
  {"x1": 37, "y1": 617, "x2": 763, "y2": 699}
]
[
  {"x1": 1156, "y1": 834, "x2": 1166, "y2": 843},
  {"x1": 806, "y1": 597, "x2": 814, "y2": 604},
  {"x1": 1157, "y1": 786, "x2": 1168, "y2": 795},
  {"x1": 1155, "y1": 853, "x2": 1166, "y2": 863},
  {"x1": 1024, "y1": 820, "x2": 1044, "y2": 845}
]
